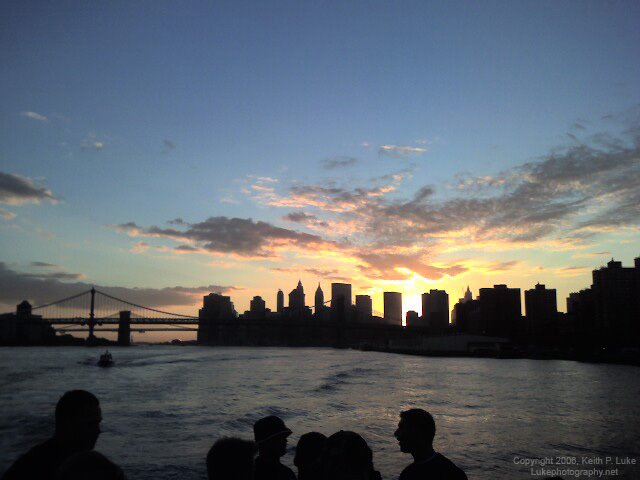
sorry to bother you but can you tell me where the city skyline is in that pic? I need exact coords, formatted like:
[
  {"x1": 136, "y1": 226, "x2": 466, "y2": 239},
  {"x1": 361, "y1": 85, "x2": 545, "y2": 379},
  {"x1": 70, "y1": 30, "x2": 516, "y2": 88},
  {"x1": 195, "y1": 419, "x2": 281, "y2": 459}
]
[{"x1": 1, "y1": 2, "x2": 640, "y2": 327}]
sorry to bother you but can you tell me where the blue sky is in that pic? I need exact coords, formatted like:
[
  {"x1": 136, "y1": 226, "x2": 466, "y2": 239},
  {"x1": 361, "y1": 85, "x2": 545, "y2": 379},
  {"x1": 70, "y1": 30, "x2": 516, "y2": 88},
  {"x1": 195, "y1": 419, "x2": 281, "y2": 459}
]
[{"x1": 1, "y1": 1, "x2": 639, "y2": 322}]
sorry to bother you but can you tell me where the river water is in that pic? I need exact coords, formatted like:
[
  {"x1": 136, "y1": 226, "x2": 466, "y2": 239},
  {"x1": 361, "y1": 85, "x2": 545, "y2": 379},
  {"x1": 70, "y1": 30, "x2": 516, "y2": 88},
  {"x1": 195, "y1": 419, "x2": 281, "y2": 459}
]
[{"x1": 0, "y1": 346, "x2": 639, "y2": 479}]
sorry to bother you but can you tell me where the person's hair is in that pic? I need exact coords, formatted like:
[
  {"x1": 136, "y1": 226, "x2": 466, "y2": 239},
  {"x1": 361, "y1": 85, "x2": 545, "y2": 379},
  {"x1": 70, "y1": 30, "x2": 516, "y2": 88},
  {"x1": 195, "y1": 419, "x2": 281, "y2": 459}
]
[
  {"x1": 55, "y1": 390, "x2": 100, "y2": 429},
  {"x1": 206, "y1": 437, "x2": 256, "y2": 480},
  {"x1": 294, "y1": 431, "x2": 327, "y2": 468},
  {"x1": 400, "y1": 409, "x2": 436, "y2": 444},
  {"x1": 55, "y1": 451, "x2": 125, "y2": 480},
  {"x1": 323, "y1": 431, "x2": 376, "y2": 480}
]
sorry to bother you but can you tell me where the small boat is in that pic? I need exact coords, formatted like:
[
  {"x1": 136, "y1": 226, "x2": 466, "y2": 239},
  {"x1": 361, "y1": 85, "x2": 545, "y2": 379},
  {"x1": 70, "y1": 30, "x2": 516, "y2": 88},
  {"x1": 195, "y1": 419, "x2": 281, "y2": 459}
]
[{"x1": 97, "y1": 350, "x2": 114, "y2": 367}]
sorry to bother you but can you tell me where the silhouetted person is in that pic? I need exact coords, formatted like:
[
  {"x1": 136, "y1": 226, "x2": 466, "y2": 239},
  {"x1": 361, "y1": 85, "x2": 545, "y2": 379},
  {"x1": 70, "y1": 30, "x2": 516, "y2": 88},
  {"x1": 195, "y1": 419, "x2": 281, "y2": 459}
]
[
  {"x1": 55, "y1": 451, "x2": 126, "y2": 480},
  {"x1": 394, "y1": 409, "x2": 467, "y2": 480},
  {"x1": 2, "y1": 390, "x2": 102, "y2": 480},
  {"x1": 322, "y1": 431, "x2": 381, "y2": 480},
  {"x1": 293, "y1": 432, "x2": 326, "y2": 480},
  {"x1": 207, "y1": 437, "x2": 256, "y2": 480},
  {"x1": 253, "y1": 416, "x2": 296, "y2": 480}
]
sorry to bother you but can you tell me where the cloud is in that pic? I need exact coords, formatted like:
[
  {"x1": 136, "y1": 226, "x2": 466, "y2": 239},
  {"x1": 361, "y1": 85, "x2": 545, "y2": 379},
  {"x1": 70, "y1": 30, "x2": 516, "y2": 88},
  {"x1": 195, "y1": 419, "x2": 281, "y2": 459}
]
[
  {"x1": 0, "y1": 262, "x2": 238, "y2": 309},
  {"x1": 31, "y1": 262, "x2": 58, "y2": 267},
  {"x1": 321, "y1": 156, "x2": 358, "y2": 169},
  {"x1": 355, "y1": 251, "x2": 467, "y2": 281},
  {"x1": 21, "y1": 111, "x2": 48, "y2": 122},
  {"x1": 114, "y1": 217, "x2": 332, "y2": 257},
  {"x1": 378, "y1": 145, "x2": 427, "y2": 158},
  {"x1": 81, "y1": 134, "x2": 106, "y2": 151},
  {"x1": 282, "y1": 211, "x2": 329, "y2": 228},
  {"x1": 0, "y1": 208, "x2": 16, "y2": 220},
  {"x1": 0, "y1": 172, "x2": 58, "y2": 206}
]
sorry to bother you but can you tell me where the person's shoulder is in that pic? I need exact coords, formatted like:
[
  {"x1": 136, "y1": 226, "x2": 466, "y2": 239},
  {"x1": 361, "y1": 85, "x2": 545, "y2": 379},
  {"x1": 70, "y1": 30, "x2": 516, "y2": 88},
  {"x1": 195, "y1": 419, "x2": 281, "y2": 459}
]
[
  {"x1": 2, "y1": 439, "x2": 58, "y2": 480},
  {"x1": 433, "y1": 453, "x2": 468, "y2": 479}
]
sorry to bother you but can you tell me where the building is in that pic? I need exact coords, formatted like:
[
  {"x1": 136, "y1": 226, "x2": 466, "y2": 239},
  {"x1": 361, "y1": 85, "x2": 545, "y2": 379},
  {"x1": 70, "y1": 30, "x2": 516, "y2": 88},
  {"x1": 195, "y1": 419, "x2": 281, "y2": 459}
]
[
  {"x1": 288, "y1": 280, "x2": 306, "y2": 311},
  {"x1": 200, "y1": 293, "x2": 236, "y2": 320},
  {"x1": 524, "y1": 283, "x2": 557, "y2": 343},
  {"x1": 383, "y1": 292, "x2": 402, "y2": 325},
  {"x1": 478, "y1": 285, "x2": 522, "y2": 338},
  {"x1": 355, "y1": 295, "x2": 372, "y2": 323},
  {"x1": 406, "y1": 310, "x2": 419, "y2": 326},
  {"x1": 422, "y1": 289, "x2": 449, "y2": 331},
  {"x1": 277, "y1": 289, "x2": 284, "y2": 314},
  {"x1": 331, "y1": 283, "x2": 352, "y2": 322},
  {"x1": 452, "y1": 286, "x2": 473, "y2": 327},
  {"x1": 249, "y1": 296, "x2": 267, "y2": 318},
  {"x1": 315, "y1": 283, "x2": 324, "y2": 314}
]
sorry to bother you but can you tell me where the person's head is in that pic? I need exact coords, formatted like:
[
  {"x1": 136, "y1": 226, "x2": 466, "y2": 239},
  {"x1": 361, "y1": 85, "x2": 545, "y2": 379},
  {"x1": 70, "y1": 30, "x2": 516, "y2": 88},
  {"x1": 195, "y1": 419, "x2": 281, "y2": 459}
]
[
  {"x1": 322, "y1": 431, "x2": 376, "y2": 480},
  {"x1": 55, "y1": 390, "x2": 102, "y2": 450},
  {"x1": 55, "y1": 451, "x2": 125, "y2": 480},
  {"x1": 294, "y1": 432, "x2": 327, "y2": 470},
  {"x1": 206, "y1": 437, "x2": 256, "y2": 480},
  {"x1": 394, "y1": 409, "x2": 435, "y2": 454},
  {"x1": 253, "y1": 416, "x2": 291, "y2": 458}
]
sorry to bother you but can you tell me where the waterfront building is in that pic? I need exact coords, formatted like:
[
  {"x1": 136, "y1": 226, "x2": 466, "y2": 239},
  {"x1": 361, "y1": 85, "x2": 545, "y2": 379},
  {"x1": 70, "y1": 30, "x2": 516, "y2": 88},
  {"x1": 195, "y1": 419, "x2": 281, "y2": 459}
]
[
  {"x1": 355, "y1": 295, "x2": 372, "y2": 323},
  {"x1": 200, "y1": 293, "x2": 236, "y2": 320},
  {"x1": 406, "y1": 310, "x2": 419, "y2": 327},
  {"x1": 315, "y1": 283, "x2": 324, "y2": 314},
  {"x1": 422, "y1": 289, "x2": 449, "y2": 331},
  {"x1": 331, "y1": 283, "x2": 352, "y2": 322},
  {"x1": 249, "y1": 296, "x2": 267, "y2": 318},
  {"x1": 383, "y1": 292, "x2": 402, "y2": 325},
  {"x1": 478, "y1": 285, "x2": 522, "y2": 338},
  {"x1": 289, "y1": 280, "x2": 306, "y2": 311},
  {"x1": 524, "y1": 283, "x2": 557, "y2": 343},
  {"x1": 277, "y1": 289, "x2": 284, "y2": 314}
]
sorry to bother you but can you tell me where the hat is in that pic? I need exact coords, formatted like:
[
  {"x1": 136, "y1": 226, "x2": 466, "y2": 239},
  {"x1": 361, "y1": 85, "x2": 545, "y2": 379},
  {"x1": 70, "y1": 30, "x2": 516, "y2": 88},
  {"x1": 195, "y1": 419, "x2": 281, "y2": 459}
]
[{"x1": 254, "y1": 416, "x2": 292, "y2": 444}]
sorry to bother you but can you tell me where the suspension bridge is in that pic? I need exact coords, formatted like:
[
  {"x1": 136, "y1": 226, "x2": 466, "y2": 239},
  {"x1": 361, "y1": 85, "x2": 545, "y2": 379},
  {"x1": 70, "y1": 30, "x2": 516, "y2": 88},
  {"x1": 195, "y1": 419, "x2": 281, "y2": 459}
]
[{"x1": 9, "y1": 288, "x2": 200, "y2": 344}]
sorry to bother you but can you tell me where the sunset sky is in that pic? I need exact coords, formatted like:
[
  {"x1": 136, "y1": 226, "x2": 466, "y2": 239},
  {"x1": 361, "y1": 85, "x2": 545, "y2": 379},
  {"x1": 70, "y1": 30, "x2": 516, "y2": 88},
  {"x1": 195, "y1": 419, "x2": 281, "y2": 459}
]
[{"x1": 1, "y1": 1, "x2": 639, "y2": 329}]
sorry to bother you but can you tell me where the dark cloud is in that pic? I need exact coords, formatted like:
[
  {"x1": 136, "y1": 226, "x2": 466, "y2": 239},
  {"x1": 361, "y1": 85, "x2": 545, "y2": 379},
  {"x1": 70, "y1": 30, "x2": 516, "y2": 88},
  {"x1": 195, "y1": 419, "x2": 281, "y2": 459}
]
[
  {"x1": 0, "y1": 172, "x2": 57, "y2": 205},
  {"x1": 168, "y1": 217, "x2": 188, "y2": 226},
  {"x1": 31, "y1": 262, "x2": 57, "y2": 267},
  {"x1": 320, "y1": 156, "x2": 358, "y2": 169},
  {"x1": 115, "y1": 217, "x2": 331, "y2": 257},
  {"x1": 174, "y1": 245, "x2": 198, "y2": 252},
  {"x1": 0, "y1": 262, "x2": 238, "y2": 310},
  {"x1": 282, "y1": 211, "x2": 329, "y2": 228}
]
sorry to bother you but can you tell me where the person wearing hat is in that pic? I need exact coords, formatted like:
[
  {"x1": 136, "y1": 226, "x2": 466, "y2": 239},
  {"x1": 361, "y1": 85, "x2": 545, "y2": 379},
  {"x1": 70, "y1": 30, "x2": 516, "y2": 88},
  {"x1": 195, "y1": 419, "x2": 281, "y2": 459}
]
[{"x1": 253, "y1": 415, "x2": 297, "y2": 480}]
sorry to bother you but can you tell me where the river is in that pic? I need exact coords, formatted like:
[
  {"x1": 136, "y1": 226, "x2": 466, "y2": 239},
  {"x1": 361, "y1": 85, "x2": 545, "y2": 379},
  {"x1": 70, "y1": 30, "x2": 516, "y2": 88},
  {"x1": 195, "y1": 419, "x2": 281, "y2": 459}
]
[{"x1": 1, "y1": 346, "x2": 639, "y2": 479}]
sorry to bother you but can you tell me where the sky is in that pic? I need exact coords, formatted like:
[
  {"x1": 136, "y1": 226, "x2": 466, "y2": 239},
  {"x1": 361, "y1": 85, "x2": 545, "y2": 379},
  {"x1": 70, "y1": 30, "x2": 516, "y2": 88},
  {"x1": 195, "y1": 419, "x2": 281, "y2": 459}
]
[{"x1": 1, "y1": 1, "x2": 640, "y2": 338}]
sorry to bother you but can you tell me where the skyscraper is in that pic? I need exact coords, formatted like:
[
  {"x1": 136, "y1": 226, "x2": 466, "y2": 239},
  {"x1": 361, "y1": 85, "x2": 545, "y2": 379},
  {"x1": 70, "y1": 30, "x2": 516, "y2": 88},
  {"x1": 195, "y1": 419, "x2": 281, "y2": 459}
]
[
  {"x1": 421, "y1": 289, "x2": 449, "y2": 330},
  {"x1": 289, "y1": 280, "x2": 306, "y2": 311},
  {"x1": 524, "y1": 283, "x2": 557, "y2": 343},
  {"x1": 331, "y1": 283, "x2": 352, "y2": 322},
  {"x1": 383, "y1": 292, "x2": 402, "y2": 325},
  {"x1": 277, "y1": 289, "x2": 284, "y2": 314},
  {"x1": 315, "y1": 283, "x2": 324, "y2": 314},
  {"x1": 355, "y1": 294, "x2": 372, "y2": 323},
  {"x1": 478, "y1": 284, "x2": 522, "y2": 338}
]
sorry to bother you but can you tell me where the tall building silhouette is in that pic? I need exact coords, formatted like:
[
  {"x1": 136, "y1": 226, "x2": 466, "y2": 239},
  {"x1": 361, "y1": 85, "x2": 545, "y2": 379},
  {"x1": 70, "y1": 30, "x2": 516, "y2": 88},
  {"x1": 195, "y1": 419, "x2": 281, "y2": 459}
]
[
  {"x1": 277, "y1": 289, "x2": 284, "y2": 314},
  {"x1": 406, "y1": 310, "x2": 419, "y2": 326},
  {"x1": 524, "y1": 283, "x2": 557, "y2": 343},
  {"x1": 383, "y1": 292, "x2": 402, "y2": 325},
  {"x1": 421, "y1": 289, "x2": 449, "y2": 331},
  {"x1": 478, "y1": 285, "x2": 521, "y2": 338},
  {"x1": 331, "y1": 283, "x2": 352, "y2": 322},
  {"x1": 355, "y1": 294, "x2": 372, "y2": 323},
  {"x1": 315, "y1": 283, "x2": 324, "y2": 313},
  {"x1": 249, "y1": 295, "x2": 267, "y2": 318},
  {"x1": 289, "y1": 280, "x2": 306, "y2": 310},
  {"x1": 591, "y1": 258, "x2": 640, "y2": 343},
  {"x1": 200, "y1": 293, "x2": 236, "y2": 320}
]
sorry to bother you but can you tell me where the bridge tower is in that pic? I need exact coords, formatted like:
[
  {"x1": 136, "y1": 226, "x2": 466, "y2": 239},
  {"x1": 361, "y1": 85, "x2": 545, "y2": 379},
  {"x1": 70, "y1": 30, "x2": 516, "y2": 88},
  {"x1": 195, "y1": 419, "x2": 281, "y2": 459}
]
[
  {"x1": 118, "y1": 311, "x2": 131, "y2": 346},
  {"x1": 87, "y1": 287, "x2": 96, "y2": 342}
]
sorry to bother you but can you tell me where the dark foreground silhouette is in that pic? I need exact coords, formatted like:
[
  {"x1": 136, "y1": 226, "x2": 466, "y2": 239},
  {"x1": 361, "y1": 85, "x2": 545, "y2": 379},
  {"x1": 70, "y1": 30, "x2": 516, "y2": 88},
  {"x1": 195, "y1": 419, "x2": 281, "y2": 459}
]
[
  {"x1": 395, "y1": 409, "x2": 467, "y2": 480},
  {"x1": 3, "y1": 392, "x2": 477, "y2": 480},
  {"x1": 2, "y1": 390, "x2": 107, "y2": 480}
]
